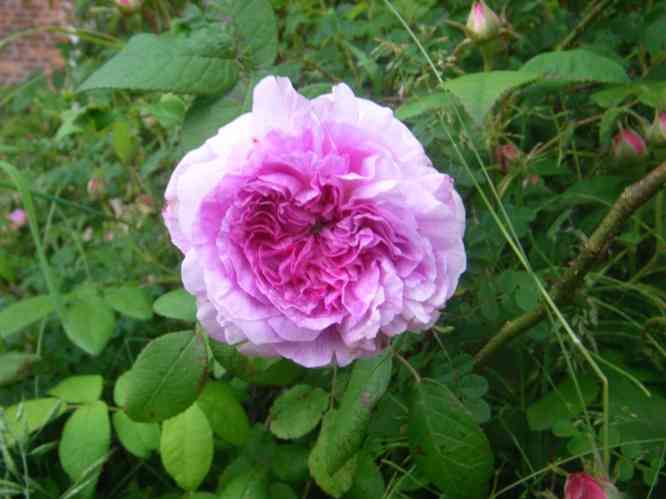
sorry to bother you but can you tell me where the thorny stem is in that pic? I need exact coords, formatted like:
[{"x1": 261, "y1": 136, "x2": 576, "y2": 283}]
[{"x1": 475, "y1": 161, "x2": 666, "y2": 365}]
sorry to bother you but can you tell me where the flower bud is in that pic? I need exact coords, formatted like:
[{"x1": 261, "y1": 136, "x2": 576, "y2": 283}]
[
  {"x1": 565, "y1": 473, "x2": 606, "y2": 499},
  {"x1": 495, "y1": 142, "x2": 522, "y2": 174},
  {"x1": 466, "y1": 1, "x2": 501, "y2": 41},
  {"x1": 7, "y1": 209, "x2": 27, "y2": 230},
  {"x1": 115, "y1": 0, "x2": 142, "y2": 14},
  {"x1": 648, "y1": 111, "x2": 666, "y2": 145},
  {"x1": 612, "y1": 128, "x2": 647, "y2": 161},
  {"x1": 87, "y1": 177, "x2": 106, "y2": 198}
]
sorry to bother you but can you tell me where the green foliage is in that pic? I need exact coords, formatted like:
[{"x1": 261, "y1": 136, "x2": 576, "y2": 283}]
[
  {"x1": 2, "y1": 0, "x2": 666, "y2": 497},
  {"x1": 409, "y1": 381, "x2": 494, "y2": 499},
  {"x1": 124, "y1": 331, "x2": 208, "y2": 422}
]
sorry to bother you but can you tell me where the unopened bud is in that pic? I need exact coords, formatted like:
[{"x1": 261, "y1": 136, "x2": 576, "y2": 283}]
[
  {"x1": 565, "y1": 472, "x2": 621, "y2": 499},
  {"x1": 466, "y1": 1, "x2": 501, "y2": 41},
  {"x1": 495, "y1": 142, "x2": 522, "y2": 173},
  {"x1": 7, "y1": 209, "x2": 27, "y2": 230},
  {"x1": 647, "y1": 111, "x2": 666, "y2": 145},
  {"x1": 87, "y1": 177, "x2": 106, "y2": 198},
  {"x1": 612, "y1": 128, "x2": 647, "y2": 161},
  {"x1": 115, "y1": 0, "x2": 142, "y2": 14}
]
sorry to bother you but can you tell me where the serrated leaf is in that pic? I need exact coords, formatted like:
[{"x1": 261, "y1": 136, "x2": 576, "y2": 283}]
[
  {"x1": 323, "y1": 350, "x2": 392, "y2": 475},
  {"x1": 161, "y1": 403, "x2": 213, "y2": 491},
  {"x1": 308, "y1": 410, "x2": 358, "y2": 498},
  {"x1": 59, "y1": 401, "x2": 111, "y2": 498},
  {"x1": 48, "y1": 375, "x2": 103, "y2": 403},
  {"x1": 219, "y1": 469, "x2": 269, "y2": 499},
  {"x1": 346, "y1": 452, "x2": 385, "y2": 499},
  {"x1": 125, "y1": 331, "x2": 208, "y2": 422},
  {"x1": 180, "y1": 95, "x2": 243, "y2": 152},
  {"x1": 112, "y1": 412, "x2": 160, "y2": 459},
  {"x1": 79, "y1": 31, "x2": 238, "y2": 95},
  {"x1": 225, "y1": 0, "x2": 278, "y2": 68},
  {"x1": 270, "y1": 385, "x2": 329, "y2": 440},
  {"x1": 197, "y1": 381, "x2": 250, "y2": 446},
  {"x1": 63, "y1": 297, "x2": 116, "y2": 356},
  {"x1": 153, "y1": 288, "x2": 197, "y2": 322},
  {"x1": 209, "y1": 340, "x2": 303, "y2": 386},
  {"x1": 409, "y1": 381, "x2": 494, "y2": 499},
  {"x1": 0, "y1": 352, "x2": 39, "y2": 386},
  {"x1": 521, "y1": 49, "x2": 629, "y2": 84},
  {"x1": 526, "y1": 375, "x2": 599, "y2": 431},
  {"x1": 105, "y1": 286, "x2": 153, "y2": 320},
  {"x1": 2, "y1": 398, "x2": 66, "y2": 446},
  {"x1": 442, "y1": 70, "x2": 539, "y2": 125},
  {"x1": 0, "y1": 295, "x2": 53, "y2": 339}
]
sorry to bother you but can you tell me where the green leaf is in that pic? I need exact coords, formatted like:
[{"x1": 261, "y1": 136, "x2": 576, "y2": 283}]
[
  {"x1": 209, "y1": 341, "x2": 303, "y2": 386},
  {"x1": 225, "y1": 0, "x2": 278, "y2": 68},
  {"x1": 0, "y1": 295, "x2": 53, "y2": 339},
  {"x1": 270, "y1": 483, "x2": 298, "y2": 499},
  {"x1": 272, "y1": 444, "x2": 310, "y2": 483},
  {"x1": 180, "y1": 95, "x2": 243, "y2": 153},
  {"x1": 607, "y1": 373, "x2": 666, "y2": 442},
  {"x1": 308, "y1": 410, "x2": 358, "y2": 498},
  {"x1": 219, "y1": 469, "x2": 269, "y2": 499},
  {"x1": 161, "y1": 403, "x2": 214, "y2": 491},
  {"x1": 125, "y1": 331, "x2": 208, "y2": 422},
  {"x1": 48, "y1": 375, "x2": 103, "y2": 403},
  {"x1": 112, "y1": 412, "x2": 160, "y2": 459},
  {"x1": 104, "y1": 285, "x2": 153, "y2": 320},
  {"x1": 526, "y1": 375, "x2": 599, "y2": 431},
  {"x1": 2, "y1": 398, "x2": 66, "y2": 446},
  {"x1": 270, "y1": 385, "x2": 329, "y2": 440},
  {"x1": 111, "y1": 121, "x2": 137, "y2": 164},
  {"x1": 113, "y1": 371, "x2": 131, "y2": 407},
  {"x1": 79, "y1": 31, "x2": 239, "y2": 95},
  {"x1": 0, "y1": 352, "x2": 39, "y2": 386},
  {"x1": 521, "y1": 49, "x2": 629, "y2": 84},
  {"x1": 197, "y1": 381, "x2": 250, "y2": 446},
  {"x1": 59, "y1": 401, "x2": 111, "y2": 498},
  {"x1": 442, "y1": 71, "x2": 539, "y2": 125},
  {"x1": 395, "y1": 93, "x2": 450, "y2": 121},
  {"x1": 324, "y1": 351, "x2": 392, "y2": 474},
  {"x1": 345, "y1": 452, "x2": 385, "y2": 499},
  {"x1": 153, "y1": 289, "x2": 197, "y2": 322},
  {"x1": 63, "y1": 296, "x2": 116, "y2": 356},
  {"x1": 409, "y1": 381, "x2": 494, "y2": 499}
]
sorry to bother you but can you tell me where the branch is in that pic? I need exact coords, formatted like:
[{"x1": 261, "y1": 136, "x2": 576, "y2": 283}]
[{"x1": 474, "y1": 161, "x2": 666, "y2": 366}]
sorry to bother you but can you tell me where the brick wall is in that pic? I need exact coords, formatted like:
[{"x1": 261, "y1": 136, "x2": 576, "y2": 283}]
[{"x1": 0, "y1": 0, "x2": 72, "y2": 85}]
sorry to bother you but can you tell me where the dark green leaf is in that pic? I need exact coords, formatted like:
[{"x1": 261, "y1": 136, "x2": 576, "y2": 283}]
[
  {"x1": 125, "y1": 331, "x2": 208, "y2": 422},
  {"x1": 345, "y1": 452, "x2": 385, "y2": 499},
  {"x1": 180, "y1": 95, "x2": 243, "y2": 153},
  {"x1": 218, "y1": 469, "x2": 269, "y2": 499},
  {"x1": 408, "y1": 381, "x2": 494, "y2": 499},
  {"x1": 225, "y1": 0, "x2": 278, "y2": 68},
  {"x1": 526, "y1": 375, "x2": 599, "y2": 431}
]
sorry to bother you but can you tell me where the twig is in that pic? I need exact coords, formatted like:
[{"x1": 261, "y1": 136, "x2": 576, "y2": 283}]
[
  {"x1": 475, "y1": 161, "x2": 666, "y2": 366},
  {"x1": 555, "y1": 0, "x2": 613, "y2": 51}
]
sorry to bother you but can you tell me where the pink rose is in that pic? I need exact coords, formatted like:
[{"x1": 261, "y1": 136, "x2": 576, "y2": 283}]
[
  {"x1": 7, "y1": 209, "x2": 27, "y2": 230},
  {"x1": 612, "y1": 128, "x2": 647, "y2": 161},
  {"x1": 565, "y1": 473, "x2": 620, "y2": 499},
  {"x1": 163, "y1": 77, "x2": 466, "y2": 367}
]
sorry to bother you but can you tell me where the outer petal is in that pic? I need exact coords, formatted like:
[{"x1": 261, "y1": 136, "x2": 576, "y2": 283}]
[{"x1": 252, "y1": 76, "x2": 312, "y2": 136}]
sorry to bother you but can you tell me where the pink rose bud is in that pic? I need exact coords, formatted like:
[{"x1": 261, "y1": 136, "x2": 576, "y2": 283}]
[
  {"x1": 565, "y1": 473, "x2": 621, "y2": 499},
  {"x1": 7, "y1": 209, "x2": 27, "y2": 230},
  {"x1": 648, "y1": 111, "x2": 666, "y2": 145},
  {"x1": 495, "y1": 142, "x2": 522, "y2": 174},
  {"x1": 466, "y1": 1, "x2": 501, "y2": 41},
  {"x1": 612, "y1": 128, "x2": 647, "y2": 161},
  {"x1": 115, "y1": 0, "x2": 142, "y2": 13},
  {"x1": 87, "y1": 177, "x2": 105, "y2": 197}
]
